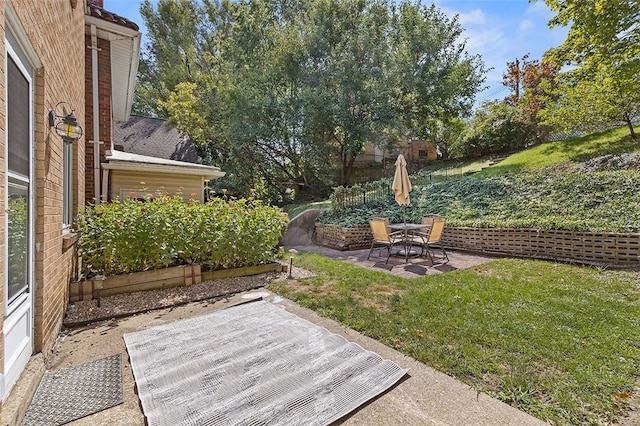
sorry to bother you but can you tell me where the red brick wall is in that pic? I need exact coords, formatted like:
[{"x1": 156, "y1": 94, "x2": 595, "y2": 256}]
[{"x1": 1, "y1": 0, "x2": 85, "y2": 384}]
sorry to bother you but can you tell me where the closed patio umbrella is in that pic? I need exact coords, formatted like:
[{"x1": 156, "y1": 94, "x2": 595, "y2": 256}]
[{"x1": 392, "y1": 154, "x2": 412, "y2": 224}]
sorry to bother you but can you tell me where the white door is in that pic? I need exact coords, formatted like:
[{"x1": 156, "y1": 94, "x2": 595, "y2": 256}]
[{"x1": 3, "y1": 34, "x2": 34, "y2": 400}]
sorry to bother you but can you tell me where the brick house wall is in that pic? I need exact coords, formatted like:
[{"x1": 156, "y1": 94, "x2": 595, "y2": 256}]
[
  {"x1": 0, "y1": 5, "x2": 5, "y2": 392},
  {"x1": 353, "y1": 138, "x2": 438, "y2": 169},
  {"x1": 0, "y1": 0, "x2": 85, "y2": 406}
]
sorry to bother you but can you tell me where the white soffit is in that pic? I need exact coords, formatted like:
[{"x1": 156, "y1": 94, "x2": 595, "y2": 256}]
[
  {"x1": 85, "y1": 15, "x2": 141, "y2": 121},
  {"x1": 104, "y1": 150, "x2": 226, "y2": 179}
]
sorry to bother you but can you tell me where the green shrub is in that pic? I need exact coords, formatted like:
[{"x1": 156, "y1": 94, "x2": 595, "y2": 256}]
[{"x1": 76, "y1": 194, "x2": 288, "y2": 277}]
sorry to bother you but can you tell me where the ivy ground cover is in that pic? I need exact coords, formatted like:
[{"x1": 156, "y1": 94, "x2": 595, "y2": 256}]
[{"x1": 318, "y1": 170, "x2": 640, "y2": 233}]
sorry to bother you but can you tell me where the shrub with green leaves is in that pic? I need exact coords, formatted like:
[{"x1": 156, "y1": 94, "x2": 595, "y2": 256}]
[{"x1": 76, "y1": 194, "x2": 288, "y2": 277}]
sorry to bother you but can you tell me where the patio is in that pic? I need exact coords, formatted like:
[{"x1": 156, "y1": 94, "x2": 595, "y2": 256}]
[
  {"x1": 4, "y1": 247, "x2": 511, "y2": 425},
  {"x1": 6, "y1": 287, "x2": 544, "y2": 426},
  {"x1": 289, "y1": 245, "x2": 499, "y2": 279}
]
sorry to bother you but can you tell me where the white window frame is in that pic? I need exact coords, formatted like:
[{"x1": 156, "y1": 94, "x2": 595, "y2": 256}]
[{"x1": 4, "y1": 34, "x2": 34, "y2": 314}]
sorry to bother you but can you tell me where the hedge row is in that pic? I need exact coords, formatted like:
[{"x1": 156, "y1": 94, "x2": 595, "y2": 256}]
[{"x1": 76, "y1": 195, "x2": 289, "y2": 277}]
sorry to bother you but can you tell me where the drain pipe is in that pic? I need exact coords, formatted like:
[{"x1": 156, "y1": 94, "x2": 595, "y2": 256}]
[{"x1": 90, "y1": 24, "x2": 101, "y2": 204}]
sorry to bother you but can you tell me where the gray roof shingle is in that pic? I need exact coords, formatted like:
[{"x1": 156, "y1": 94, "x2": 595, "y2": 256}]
[{"x1": 113, "y1": 115, "x2": 198, "y2": 163}]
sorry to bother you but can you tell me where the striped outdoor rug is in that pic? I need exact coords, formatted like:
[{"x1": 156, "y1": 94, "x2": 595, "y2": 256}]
[{"x1": 124, "y1": 300, "x2": 407, "y2": 426}]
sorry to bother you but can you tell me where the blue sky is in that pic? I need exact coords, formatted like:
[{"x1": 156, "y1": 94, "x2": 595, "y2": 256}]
[{"x1": 105, "y1": 0, "x2": 568, "y2": 106}]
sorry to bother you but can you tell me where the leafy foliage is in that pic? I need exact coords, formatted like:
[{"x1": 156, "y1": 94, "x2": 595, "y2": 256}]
[
  {"x1": 501, "y1": 54, "x2": 559, "y2": 143},
  {"x1": 76, "y1": 194, "x2": 288, "y2": 277},
  {"x1": 137, "y1": 0, "x2": 486, "y2": 199},
  {"x1": 539, "y1": 0, "x2": 639, "y2": 76},
  {"x1": 538, "y1": 63, "x2": 640, "y2": 139},
  {"x1": 7, "y1": 197, "x2": 27, "y2": 288},
  {"x1": 453, "y1": 101, "x2": 536, "y2": 159},
  {"x1": 535, "y1": 0, "x2": 640, "y2": 139},
  {"x1": 318, "y1": 170, "x2": 640, "y2": 232}
]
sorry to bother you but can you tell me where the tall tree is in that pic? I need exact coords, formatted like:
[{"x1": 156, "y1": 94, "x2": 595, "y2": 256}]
[
  {"x1": 137, "y1": 0, "x2": 486, "y2": 199},
  {"x1": 538, "y1": 64, "x2": 640, "y2": 138},
  {"x1": 539, "y1": 0, "x2": 639, "y2": 76},
  {"x1": 503, "y1": 55, "x2": 528, "y2": 105},
  {"x1": 135, "y1": 0, "x2": 207, "y2": 116},
  {"x1": 502, "y1": 54, "x2": 559, "y2": 142},
  {"x1": 533, "y1": 0, "x2": 639, "y2": 138}
]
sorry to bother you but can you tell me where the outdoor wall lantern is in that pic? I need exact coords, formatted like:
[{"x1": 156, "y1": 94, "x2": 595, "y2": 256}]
[{"x1": 48, "y1": 102, "x2": 83, "y2": 143}]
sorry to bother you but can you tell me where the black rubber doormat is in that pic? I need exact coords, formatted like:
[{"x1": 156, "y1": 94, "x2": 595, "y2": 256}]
[{"x1": 22, "y1": 353, "x2": 123, "y2": 426}]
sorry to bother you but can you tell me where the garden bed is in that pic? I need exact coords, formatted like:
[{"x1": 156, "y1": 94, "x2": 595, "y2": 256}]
[
  {"x1": 69, "y1": 263, "x2": 286, "y2": 303},
  {"x1": 315, "y1": 223, "x2": 640, "y2": 267}
]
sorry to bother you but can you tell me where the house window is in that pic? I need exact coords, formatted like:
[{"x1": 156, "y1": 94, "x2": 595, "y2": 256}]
[
  {"x1": 63, "y1": 142, "x2": 73, "y2": 228},
  {"x1": 6, "y1": 53, "x2": 31, "y2": 305},
  {"x1": 418, "y1": 150, "x2": 427, "y2": 158}
]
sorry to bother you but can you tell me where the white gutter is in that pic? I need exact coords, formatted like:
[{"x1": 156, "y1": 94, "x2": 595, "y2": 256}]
[
  {"x1": 102, "y1": 161, "x2": 226, "y2": 179},
  {"x1": 122, "y1": 32, "x2": 140, "y2": 120},
  {"x1": 91, "y1": 24, "x2": 101, "y2": 204},
  {"x1": 103, "y1": 150, "x2": 225, "y2": 179},
  {"x1": 85, "y1": 15, "x2": 139, "y2": 38},
  {"x1": 85, "y1": 15, "x2": 140, "y2": 121}
]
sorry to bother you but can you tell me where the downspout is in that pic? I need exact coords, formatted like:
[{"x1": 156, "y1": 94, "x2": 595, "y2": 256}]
[{"x1": 91, "y1": 24, "x2": 101, "y2": 204}]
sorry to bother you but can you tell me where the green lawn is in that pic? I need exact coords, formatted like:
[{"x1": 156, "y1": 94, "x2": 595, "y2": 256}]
[
  {"x1": 479, "y1": 126, "x2": 640, "y2": 176},
  {"x1": 269, "y1": 252, "x2": 640, "y2": 425},
  {"x1": 282, "y1": 200, "x2": 331, "y2": 218}
]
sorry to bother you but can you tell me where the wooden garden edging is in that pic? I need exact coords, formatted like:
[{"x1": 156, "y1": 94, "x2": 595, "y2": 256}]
[
  {"x1": 201, "y1": 263, "x2": 286, "y2": 280},
  {"x1": 69, "y1": 262, "x2": 285, "y2": 302},
  {"x1": 315, "y1": 223, "x2": 640, "y2": 267}
]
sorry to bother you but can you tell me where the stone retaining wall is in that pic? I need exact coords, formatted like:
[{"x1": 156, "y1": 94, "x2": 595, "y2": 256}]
[{"x1": 315, "y1": 224, "x2": 640, "y2": 267}]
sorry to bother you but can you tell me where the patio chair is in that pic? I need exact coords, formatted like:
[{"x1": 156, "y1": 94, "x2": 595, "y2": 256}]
[
  {"x1": 424, "y1": 217, "x2": 449, "y2": 263},
  {"x1": 367, "y1": 218, "x2": 405, "y2": 263},
  {"x1": 419, "y1": 215, "x2": 444, "y2": 231},
  {"x1": 404, "y1": 217, "x2": 449, "y2": 263},
  {"x1": 403, "y1": 215, "x2": 439, "y2": 256}
]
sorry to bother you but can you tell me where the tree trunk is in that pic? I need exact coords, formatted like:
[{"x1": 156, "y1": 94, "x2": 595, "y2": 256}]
[
  {"x1": 624, "y1": 112, "x2": 637, "y2": 139},
  {"x1": 337, "y1": 152, "x2": 358, "y2": 187}
]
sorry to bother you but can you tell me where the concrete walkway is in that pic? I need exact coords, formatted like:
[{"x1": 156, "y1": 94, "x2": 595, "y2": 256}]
[{"x1": 7, "y1": 287, "x2": 546, "y2": 426}]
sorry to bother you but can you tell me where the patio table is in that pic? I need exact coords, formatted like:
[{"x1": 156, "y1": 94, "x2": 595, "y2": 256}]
[{"x1": 388, "y1": 223, "x2": 425, "y2": 260}]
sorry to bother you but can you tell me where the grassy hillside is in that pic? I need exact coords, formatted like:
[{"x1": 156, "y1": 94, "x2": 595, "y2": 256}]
[
  {"x1": 318, "y1": 126, "x2": 640, "y2": 232},
  {"x1": 288, "y1": 126, "x2": 639, "y2": 216},
  {"x1": 478, "y1": 126, "x2": 640, "y2": 176}
]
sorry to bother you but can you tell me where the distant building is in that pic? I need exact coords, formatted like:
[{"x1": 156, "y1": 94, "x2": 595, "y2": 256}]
[
  {"x1": 108, "y1": 115, "x2": 224, "y2": 202},
  {"x1": 349, "y1": 138, "x2": 439, "y2": 183}
]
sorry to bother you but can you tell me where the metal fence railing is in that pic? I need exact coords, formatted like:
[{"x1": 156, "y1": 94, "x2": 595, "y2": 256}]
[
  {"x1": 330, "y1": 180, "x2": 391, "y2": 212},
  {"x1": 330, "y1": 167, "x2": 467, "y2": 211}
]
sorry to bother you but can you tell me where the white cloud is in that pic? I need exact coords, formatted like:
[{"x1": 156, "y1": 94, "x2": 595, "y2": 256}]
[
  {"x1": 518, "y1": 19, "x2": 534, "y2": 32},
  {"x1": 525, "y1": 1, "x2": 555, "y2": 20},
  {"x1": 414, "y1": 0, "x2": 568, "y2": 106},
  {"x1": 463, "y1": 28, "x2": 505, "y2": 55},
  {"x1": 458, "y1": 9, "x2": 486, "y2": 25}
]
